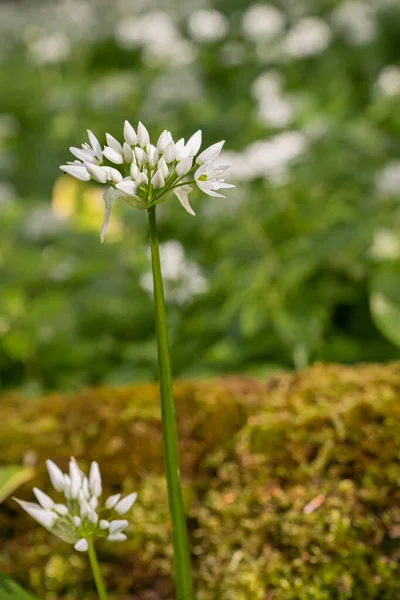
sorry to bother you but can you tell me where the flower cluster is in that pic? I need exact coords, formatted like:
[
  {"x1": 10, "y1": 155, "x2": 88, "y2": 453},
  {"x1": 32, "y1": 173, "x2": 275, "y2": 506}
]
[
  {"x1": 60, "y1": 121, "x2": 234, "y2": 241},
  {"x1": 14, "y1": 458, "x2": 137, "y2": 552}
]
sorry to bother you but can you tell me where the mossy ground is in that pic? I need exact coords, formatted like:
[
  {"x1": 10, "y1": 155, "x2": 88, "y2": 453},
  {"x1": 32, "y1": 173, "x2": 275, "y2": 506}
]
[{"x1": 0, "y1": 363, "x2": 399, "y2": 599}]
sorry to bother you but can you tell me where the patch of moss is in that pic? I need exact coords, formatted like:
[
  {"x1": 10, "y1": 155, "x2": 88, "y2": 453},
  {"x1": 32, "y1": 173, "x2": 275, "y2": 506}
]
[{"x1": 0, "y1": 365, "x2": 399, "y2": 599}]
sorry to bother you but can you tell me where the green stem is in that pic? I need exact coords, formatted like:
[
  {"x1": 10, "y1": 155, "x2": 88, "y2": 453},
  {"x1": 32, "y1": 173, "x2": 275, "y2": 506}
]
[
  {"x1": 148, "y1": 205, "x2": 195, "y2": 600},
  {"x1": 87, "y1": 539, "x2": 109, "y2": 600}
]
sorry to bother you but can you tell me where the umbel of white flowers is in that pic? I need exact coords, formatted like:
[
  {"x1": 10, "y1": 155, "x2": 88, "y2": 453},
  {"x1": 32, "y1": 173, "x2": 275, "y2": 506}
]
[
  {"x1": 14, "y1": 458, "x2": 137, "y2": 552},
  {"x1": 60, "y1": 121, "x2": 234, "y2": 242}
]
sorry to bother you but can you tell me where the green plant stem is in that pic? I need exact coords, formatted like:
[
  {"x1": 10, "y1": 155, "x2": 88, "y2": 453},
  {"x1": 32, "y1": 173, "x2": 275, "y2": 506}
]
[
  {"x1": 87, "y1": 539, "x2": 109, "y2": 600},
  {"x1": 148, "y1": 205, "x2": 195, "y2": 600}
]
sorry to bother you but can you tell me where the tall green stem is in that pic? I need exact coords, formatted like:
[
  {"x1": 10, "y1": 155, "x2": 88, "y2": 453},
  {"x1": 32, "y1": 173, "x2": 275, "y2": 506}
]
[
  {"x1": 148, "y1": 205, "x2": 195, "y2": 600},
  {"x1": 87, "y1": 539, "x2": 108, "y2": 600}
]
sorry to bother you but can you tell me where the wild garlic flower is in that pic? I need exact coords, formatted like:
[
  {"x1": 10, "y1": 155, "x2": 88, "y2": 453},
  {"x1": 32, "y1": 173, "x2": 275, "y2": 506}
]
[
  {"x1": 60, "y1": 121, "x2": 234, "y2": 241},
  {"x1": 14, "y1": 457, "x2": 137, "y2": 552}
]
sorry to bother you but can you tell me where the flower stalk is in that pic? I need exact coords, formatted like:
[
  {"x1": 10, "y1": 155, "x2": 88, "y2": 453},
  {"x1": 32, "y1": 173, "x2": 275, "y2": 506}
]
[
  {"x1": 88, "y1": 539, "x2": 109, "y2": 600},
  {"x1": 148, "y1": 205, "x2": 195, "y2": 600}
]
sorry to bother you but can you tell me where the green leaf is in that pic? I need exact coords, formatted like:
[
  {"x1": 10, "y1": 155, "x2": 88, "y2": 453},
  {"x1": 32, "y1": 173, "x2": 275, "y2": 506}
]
[
  {"x1": 0, "y1": 572, "x2": 38, "y2": 600},
  {"x1": 0, "y1": 466, "x2": 35, "y2": 503}
]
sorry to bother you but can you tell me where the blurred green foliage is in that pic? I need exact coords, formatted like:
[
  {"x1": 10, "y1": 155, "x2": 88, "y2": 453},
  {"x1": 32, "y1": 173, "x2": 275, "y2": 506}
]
[
  {"x1": 0, "y1": 363, "x2": 399, "y2": 598},
  {"x1": 1, "y1": 0, "x2": 400, "y2": 391}
]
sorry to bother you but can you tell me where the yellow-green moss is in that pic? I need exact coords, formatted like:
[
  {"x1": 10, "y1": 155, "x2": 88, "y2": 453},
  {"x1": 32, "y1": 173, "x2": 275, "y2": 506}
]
[{"x1": 0, "y1": 365, "x2": 399, "y2": 599}]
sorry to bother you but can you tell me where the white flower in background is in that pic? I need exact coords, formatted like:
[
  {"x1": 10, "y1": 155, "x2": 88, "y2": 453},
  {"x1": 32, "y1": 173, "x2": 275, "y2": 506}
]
[
  {"x1": 220, "y1": 131, "x2": 307, "y2": 183},
  {"x1": 370, "y1": 229, "x2": 400, "y2": 260},
  {"x1": 60, "y1": 122, "x2": 234, "y2": 241},
  {"x1": 376, "y1": 162, "x2": 400, "y2": 197},
  {"x1": 283, "y1": 18, "x2": 331, "y2": 58},
  {"x1": 331, "y1": 2, "x2": 376, "y2": 46},
  {"x1": 252, "y1": 72, "x2": 294, "y2": 128},
  {"x1": 27, "y1": 33, "x2": 71, "y2": 64},
  {"x1": 140, "y1": 241, "x2": 207, "y2": 304},
  {"x1": 115, "y1": 11, "x2": 195, "y2": 66},
  {"x1": 14, "y1": 457, "x2": 137, "y2": 552},
  {"x1": 188, "y1": 9, "x2": 228, "y2": 43},
  {"x1": 242, "y1": 4, "x2": 285, "y2": 42},
  {"x1": 376, "y1": 66, "x2": 400, "y2": 97}
]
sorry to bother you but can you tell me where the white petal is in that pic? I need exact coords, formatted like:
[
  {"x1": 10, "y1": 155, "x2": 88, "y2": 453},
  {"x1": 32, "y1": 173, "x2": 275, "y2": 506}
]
[
  {"x1": 175, "y1": 138, "x2": 189, "y2": 161},
  {"x1": 60, "y1": 165, "x2": 90, "y2": 182},
  {"x1": 123, "y1": 142, "x2": 134, "y2": 163},
  {"x1": 15, "y1": 499, "x2": 57, "y2": 529},
  {"x1": 53, "y1": 504, "x2": 69, "y2": 515},
  {"x1": 106, "y1": 133, "x2": 123, "y2": 153},
  {"x1": 163, "y1": 141, "x2": 176, "y2": 163},
  {"x1": 196, "y1": 180, "x2": 225, "y2": 198},
  {"x1": 147, "y1": 144, "x2": 159, "y2": 168},
  {"x1": 33, "y1": 488, "x2": 54, "y2": 510},
  {"x1": 135, "y1": 147, "x2": 148, "y2": 166},
  {"x1": 89, "y1": 496, "x2": 99, "y2": 510},
  {"x1": 100, "y1": 519, "x2": 110, "y2": 530},
  {"x1": 80, "y1": 498, "x2": 91, "y2": 518},
  {"x1": 130, "y1": 163, "x2": 140, "y2": 179},
  {"x1": 124, "y1": 120, "x2": 137, "y2": 145},
  {"x1": 196, "y1": 140, "x2": 225, "y2": 165},
  {"x1": 116, "y1": 180, "x2": 137, "y2": 196},
  {"x1": 114, "y1": 492, "x2": 138, "y2": 515},
  {"x1": 135, "y1": 172, "x2": 148, "y2": 187},
  {"x1": 88, "y1": 509, "x2": 98, "y2": 524},
  {"x1": 109, "y1": 519, "x2": 128, "y2": 533},
  {"x1": 89, "y1": 461, "x2": 102, "y2": 497},
  {"x1": 87, "y1": 130, "x2": 103, "y2": 162},
  {"x1": 69, "y1": 458, "x2": 82, "y2": 499},
  {"x1": 108, "y1": 167, "x2": 123, "y2": 184},
  {"x1": 107, "y1": 532, "x2": 127, "y2": 542},
  {"x1": 63, "y1": 474, "x2": 72, "y2": 499},
  {"x1": 157, "y1": 130, "x2": 173, "y2": 152},
  {"x1": 151, "y1": 169, "x2": 165, "y2": 189},
  {"x1": 176, "y1": 158, "x2": 193, "y2": 177},
  {"x1": 105, "y1": 493, "x2": 121, "y2": 510},
  {"x1": 70, "y1": 147, "x2": 96, "y2": 163},
  {"x1": 46, "y1": 460, "x2": 65, "y2": 492},
  {"x1": 103, "y1": 146, "x2": 123, "y2": 164},
  {"x1": 186, "y1": 130, "x2": 202, "y2": 156},
  {"x1": 158, "y1": 157, "x2": 169, "y2": 178},
  {"x1": 82, "y1": 477, "x2": 90, "y2": 499},
  {"x1": 174, "y1": 186, "x2": 195, "y2": 216},
  {"x1": 85, "y1": 163, "x2": 108, "y2": 184},
  {"x1": 74, "y1": 538, "x2": 88, "y2": 552},
  {"x1": 73, "y1": 516, "x2": 82, "y2": 527},
  {"x1": 137, "y1": 121, "x2": 150, "y2": 147},
  {"x1": 214, "y1": 182, "x2": 235, "y2": 189}
]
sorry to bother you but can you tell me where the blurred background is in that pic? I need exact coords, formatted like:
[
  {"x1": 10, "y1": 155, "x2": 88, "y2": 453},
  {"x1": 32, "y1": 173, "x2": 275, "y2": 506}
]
[{"x1": 1, "y1": 0, "x2": 400, "y2": 394}]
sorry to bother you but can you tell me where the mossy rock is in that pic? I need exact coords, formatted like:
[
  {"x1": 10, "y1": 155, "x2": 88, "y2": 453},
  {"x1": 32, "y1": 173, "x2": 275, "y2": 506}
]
[{"x1": 0, "y1": 364, "x2": 399, "y2": 599}]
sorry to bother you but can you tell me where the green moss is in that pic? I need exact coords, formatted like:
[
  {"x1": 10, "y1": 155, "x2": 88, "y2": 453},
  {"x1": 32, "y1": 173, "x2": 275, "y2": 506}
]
[{"x1": 0, "y1": 365, "x2": 399, "y2": 598}]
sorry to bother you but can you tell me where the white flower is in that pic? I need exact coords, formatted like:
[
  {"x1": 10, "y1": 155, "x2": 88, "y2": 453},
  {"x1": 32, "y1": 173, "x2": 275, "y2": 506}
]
[
  {"x1": 59, "y1": 164, "x2": 90, "y2": 181},
  {"x1": 74, "y1": 538, "x2": 89, "y2": 552},
  {"x1": 157, "y1": 130, "x2": 173, "y2": 152},
  {"x1": 137, "y1": 121, "x2": 150, "y2": 147},
  {"x1": 283, "y1": 18, "x2": 331, "y2": 58},
  {"x1": 188, "y1": 9, "x2": 228, "y2": 43},
  {"x1": 174, "y1": 185, "x2": 195, "y2": 216},
  {"x1": 151, "y1": 169, "x2": 165, "y2": 189},
  {"x1": 242, "y1": 4, "x2": 285, "y2": 42},
  {"x1": 124, "y1": 120, "x2": 137, "y2": 145},
  {"x1": 196, "y1": 140, "x2": 225, "y2": 165},
  {"x1": 14, "y1": 457, "x2": 137, "y2": 552},
  {"x1": 195, "y1": 163, "x2": 235, "y2": 198},
  {"x1": 60, "y1": 121, "x2": 234, "y2": 240},
  {"x1": 103, "y1": 146, "x2": 124, "y2": 164},
  {"x1": 114, "y1": 492, "x2": 138, "y2": 515}
]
